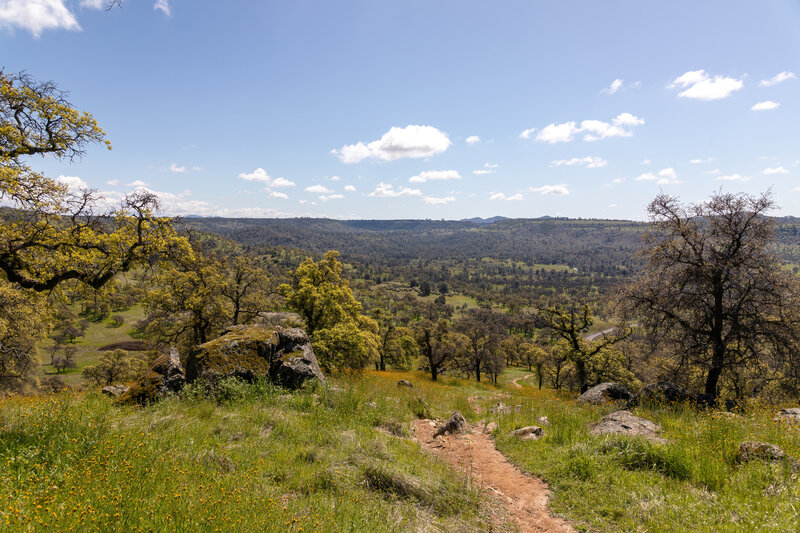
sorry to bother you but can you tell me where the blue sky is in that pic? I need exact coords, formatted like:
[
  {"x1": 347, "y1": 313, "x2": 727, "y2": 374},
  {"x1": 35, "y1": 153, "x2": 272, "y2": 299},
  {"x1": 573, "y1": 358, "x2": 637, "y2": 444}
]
[{"x1": 2, "y1": 1, "x2": 800, "y2": 220}]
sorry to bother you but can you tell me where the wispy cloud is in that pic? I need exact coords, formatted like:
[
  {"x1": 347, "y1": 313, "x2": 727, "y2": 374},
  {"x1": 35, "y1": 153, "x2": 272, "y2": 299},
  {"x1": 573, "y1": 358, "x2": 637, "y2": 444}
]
[
  {"x1": 153, "y1": 0, "x2": 171, "y2": 16},
  {"x1": 169, "y1": 163, "x2": 186, "y2": 173},
  {"x1": 409, "y1": 170, "x2": 461, "y2": 183},
  {"x1": 238, "y1": 168, "x2": 295, "y2": 187},
  {"x1": 465, "y1": 135, "x2": 480, "y2": 145},
  {"x1": 763, "y1": 166, "x2": 789, "y2": 175},
  {"x1": 751, "y1": 100, "x2": 780, "y2": 111},
  {"x1": 603, "y1": 78, "x2": 623, "y2": 94},
  {"x1": 759, "y1": 71, "x2": 796, "y2": 87},
  {"x1": 529, "y1": 184, "x2": 569, "y2": 195},
  {"x1": 716, "y1": 174, "x2": 750, "y2": 182},
  {"x1": 635, "y1": 167, "x2": 680, "y2": 184},
  {"x1": 423, "y1": 196, "x2": 455, "y2": 205},
  {"x1": 551, "y1": 156, "x2": 607, "y2": 168},
  {"x1": 489, "y1": 192, "x2": 523, "y2": 201},
  {"x1": 367, "y1": 183, "x2": 422, "y2": 198},
  {"x1": 689, "y1": 157, "x2": 714, "y2": 164},
  {"x1": 305, "y1": 184, "x2": 333, "y2": 194},
  {"x1": 521, "y1": 113, "x2": 644, "y2": 143}
]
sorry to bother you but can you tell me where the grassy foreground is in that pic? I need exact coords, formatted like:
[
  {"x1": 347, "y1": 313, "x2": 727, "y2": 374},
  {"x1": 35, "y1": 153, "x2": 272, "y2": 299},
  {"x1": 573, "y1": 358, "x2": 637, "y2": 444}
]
[{"x1": 1, "y1": 370, "x2": 799, "y2": 532}]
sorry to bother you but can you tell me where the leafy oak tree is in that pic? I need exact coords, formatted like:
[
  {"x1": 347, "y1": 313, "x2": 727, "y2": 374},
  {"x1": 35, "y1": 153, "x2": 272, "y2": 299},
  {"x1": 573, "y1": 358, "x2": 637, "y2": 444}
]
[
  {"x1": 280, "y1": 251, "x2": 379, "y2": 371},
  {"x1": 0, "y1": 70, "x2": 186, "y2": 390},
  {"x1": 622, "y1": 191, "x2": 800, "y2": 400}
]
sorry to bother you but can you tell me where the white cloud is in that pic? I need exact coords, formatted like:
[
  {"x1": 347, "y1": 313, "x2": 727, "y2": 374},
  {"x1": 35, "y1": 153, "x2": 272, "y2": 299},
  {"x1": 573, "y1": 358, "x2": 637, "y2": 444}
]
[
  {"x1": 604, "y1": 78, "x2": 623, "y2": 94},
  {"x1": 759, "y1": 71, "x2": 796, "y2": 87},
  {"x1": 641, "y1": 159, "x2": 651, "y2": 165},
  {"x1": 635, "y1": 167, "x2": 680, "y2": 184},
  {"x1": 409, "y1": 170, "x2": 461, "y2": 183},
  {"x1": 319, "y1": 194, "x2": 344, "y2": 201},
  {"x1": 128, "y1": 180, "x2": 149, "y2": 187},
  {"x1": 423, "y1": 196, "x2": 456, "y2": 205},
  {"x1": 763, "y1": 166, "x2": 789, "y2": 175},
  {"x1": 344, "y1": 185, "x2": 356, "y2": 192},
  {"x1": 751, "y1": 100, "x2": 780, "y2": 111},
  {"x1": 153, "y1": 0, "x2": 170, "y2": 16},
  {"x1": 80, "y1": 0, "x2": 104, "y2": 8},
  {"x1": 333, "y1": 125, "x2": 451, "y2": 163},
  {"x1": 717, "y1": 174, "x2": 750, "y2": 182},
  {"x1": 489, "y1": 192, "x2": 523, "y2": 201},
  {"x1": 238, "y1": 168, "x2": 272, "y2": 182},
  {"x1": 529, "y1": 184, "x2": 569, "y2": 195},
  {"x1": 551, "y1": 156, "x2": 607, "y2": 169},
  {"x1": 169, "y1": 163, "x2": 186, "y2": 173},
  {"x1": 269, "y1": 191, "x2": 289, "y2": 199},
  {"x1": 522, "y1": 113, "x2": 643, "y2": 143},
  {"x1": 237, "y1": 168, "x2": 294, "y2": 187},
  {"x1": 368, "y1": 183, "x2": 422, "y2": 198},
  {"x1": 305, "y1": 184, "x2": 333, "y2": 194},
  {"x1": 690, "y1": 157, "x2": 714, "y2": 164},
  {"x1": 270, "y1": 177, "x2": 296, "y2": 187},
  {"x1": 106, "y1": 179, "x2": 120, "y2": 186},
  {"x1": 611, "y1": 178, "x2": 625, "y2": 184},
  {"x1": 0, "y1": 0, "x2": 80, "y2": 37},
  {"x1": 56, "y1": 175, "x2": 88, "y2": 191},
  {"x1": 466, "y1": 135, "x2": 480, "y2": 145},
  {"x1": 473, "y1": 162, "x2": 498, "y2": 175},
  {"x1": 704, "y1": 169, "x2": 721, "y2": 175},
  {"x1": 669, "y1": 70, "x2": 744, "y2": 100},
  {"x1": 329, "y1": 175, "x2": 341, "y2": 181}
]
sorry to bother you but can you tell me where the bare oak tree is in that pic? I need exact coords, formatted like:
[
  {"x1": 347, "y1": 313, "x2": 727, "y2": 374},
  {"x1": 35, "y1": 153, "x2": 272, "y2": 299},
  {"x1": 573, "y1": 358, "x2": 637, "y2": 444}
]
[{"x1": 622, "y1": 191, "x2": 800, "y2": 400}]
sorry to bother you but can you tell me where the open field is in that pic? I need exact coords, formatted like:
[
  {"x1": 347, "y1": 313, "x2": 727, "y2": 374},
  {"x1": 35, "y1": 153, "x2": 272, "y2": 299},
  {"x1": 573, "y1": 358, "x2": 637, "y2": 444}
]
[{"x1": 2, "y1": 370, "x2": 798, "y2": 532}]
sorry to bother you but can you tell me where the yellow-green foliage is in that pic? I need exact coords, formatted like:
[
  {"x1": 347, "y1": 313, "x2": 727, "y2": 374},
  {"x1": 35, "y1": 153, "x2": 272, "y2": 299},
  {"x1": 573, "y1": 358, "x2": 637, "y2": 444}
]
[
  {"x1": 0, "y1": 280, "x2": 50, "y2": 391},
  {"x1": 280, "y1": 251, "x2": 379, "y2": 371}
]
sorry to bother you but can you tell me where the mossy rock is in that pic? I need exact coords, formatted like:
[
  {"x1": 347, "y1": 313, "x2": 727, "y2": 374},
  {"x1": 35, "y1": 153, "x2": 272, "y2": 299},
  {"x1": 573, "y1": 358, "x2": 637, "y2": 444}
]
[
  {"x1": 118, "y1": 348, "x2": 185, "y2": 405},
  {"x1": 186, "y1": 325, "x2": 279, "y2": 383}
]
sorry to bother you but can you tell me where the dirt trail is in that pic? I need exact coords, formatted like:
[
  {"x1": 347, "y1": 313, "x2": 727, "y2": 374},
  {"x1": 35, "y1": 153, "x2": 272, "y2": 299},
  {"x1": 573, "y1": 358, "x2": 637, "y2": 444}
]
[
  {"x1": 413, "y1": 420, "x2": 575, "y2": 533},
  {"x1": 510, "y1": 375, "x2": 527, "y2": 389}
]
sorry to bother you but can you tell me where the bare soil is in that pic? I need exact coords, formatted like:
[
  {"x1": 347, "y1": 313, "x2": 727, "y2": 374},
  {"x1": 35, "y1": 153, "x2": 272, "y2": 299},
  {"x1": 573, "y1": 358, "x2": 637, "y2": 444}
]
[{"x1": 414, "y1": 419, "x2": 575, "y2": 533}]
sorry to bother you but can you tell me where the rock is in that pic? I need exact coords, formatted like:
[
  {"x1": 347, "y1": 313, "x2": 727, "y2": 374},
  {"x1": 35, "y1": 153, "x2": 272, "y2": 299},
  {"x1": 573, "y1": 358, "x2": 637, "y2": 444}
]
[
  {"x1": 101, "y1": 384, "x2": 129, "y2": 398},
  {"x1": 737, "y1": 441, "x2": 800, "y2": 471},
  {"x1": 483, "y1": 421, "x2": 499, "y2": 434},
  {"x1": 536, "y1": 416, "x2": 551, "y2": 426},
  {"x1": 513, "y1": 426, "x2": 544, "y2": 440},
  {"x1": 492, "y1": 403, "x2": 509, "y2": 414},
  {"x1": 774, "y1": 408, "x2": 800, "y2": 422},
  {"x1": 434, "y1": 412, "x2": 467, "y2": 437},
  {"x1": 589, "y1": 410, "x2": 663, "y2": 440},
  {"x1": 118, "y1": 348, "x2": 185, "y2": 405},
  {"x1": 577, "y1": 382, "x2": 632, "y2": 405},
  {"x1": 397, "y1": 379, "x2": 413, "y2": 388},
  {"x1": 630, "y1": 381, "x2": 691, "y2": 407},
  {"x1": 185, "y1": 325, "x2": 324, "y2": 389}
]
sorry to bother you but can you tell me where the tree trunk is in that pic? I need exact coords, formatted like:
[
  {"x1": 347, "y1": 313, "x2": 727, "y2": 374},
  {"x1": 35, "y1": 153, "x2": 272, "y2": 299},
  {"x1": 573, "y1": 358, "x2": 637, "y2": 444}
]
[
  {"x1": 431, "y1": 363, "x2": 438, "y2": 381},
  {"x1": 475, "y1": 359, "x2": 481, "y2": 382},
  {"x1": 705, "y1": 344, "x2": 725, "y2": 398}
]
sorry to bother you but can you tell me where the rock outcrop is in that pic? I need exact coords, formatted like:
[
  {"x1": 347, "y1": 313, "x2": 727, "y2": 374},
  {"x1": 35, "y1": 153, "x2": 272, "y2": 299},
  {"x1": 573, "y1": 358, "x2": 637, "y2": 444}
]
[
  {"x1": 774, "y1": 408, "x2": 800, "y2": 423},
  {"x1": 577, "y1": 382, "x2": 632, "y2": 405},
  {"x1": 397, "y1": 379, "x2": 413, "y2": 388},
  {"x1": 118, "y1": 348, "x2": 185, "y2": 405},
  {"x1": 186, "y1": 325, "x2": 324, "y2": 389},
  {"x1": 513, "y1": 426, "x2": 544, "y2": 441},
  {"x1": 736, "y1": 441, "x2": 799, "y2": 471},
  {"x1": 630, "y1": 381, "x2": 691, "y2": 407},
  {"x1": 589, "y1": 410, "x2": 663, "y2": 441},
  {"x1": 101, "y1": 384, "x2": 129, "y2": 398},
  {"x1": 434, "y1": 412, "x2": 467, "y2": 437}
]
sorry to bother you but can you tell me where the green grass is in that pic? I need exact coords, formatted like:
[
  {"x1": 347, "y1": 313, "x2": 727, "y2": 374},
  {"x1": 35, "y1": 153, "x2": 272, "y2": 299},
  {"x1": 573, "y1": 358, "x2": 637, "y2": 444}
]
[
  {"x1": 3, "y1": 368, "x2": 799, "y2": 532},
  {"x1": 41, "y1": 305, "x2": 146, "y2": 386},
  {"x1": 0, "y1": 374, "x2": 499, "y2": 532}
]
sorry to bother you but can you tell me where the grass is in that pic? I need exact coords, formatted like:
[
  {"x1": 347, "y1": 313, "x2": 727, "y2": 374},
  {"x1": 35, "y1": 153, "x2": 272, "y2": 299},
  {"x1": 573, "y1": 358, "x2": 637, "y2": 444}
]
[
  {"x1": 40, "y1": 305, "x2": 146, "y2": 386},
  {"x1": 2, "y1": 367, "x2": 799, "y2": 531}
]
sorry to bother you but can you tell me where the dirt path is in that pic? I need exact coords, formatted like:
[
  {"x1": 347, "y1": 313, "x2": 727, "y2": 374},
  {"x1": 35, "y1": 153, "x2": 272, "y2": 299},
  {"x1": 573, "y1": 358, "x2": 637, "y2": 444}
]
[
  {"x1": 510, "y1": 375, "x2": 528, "y2": 389},
  {"x1": 414, "y1": 420, "x2": 575, "y2": 533}
]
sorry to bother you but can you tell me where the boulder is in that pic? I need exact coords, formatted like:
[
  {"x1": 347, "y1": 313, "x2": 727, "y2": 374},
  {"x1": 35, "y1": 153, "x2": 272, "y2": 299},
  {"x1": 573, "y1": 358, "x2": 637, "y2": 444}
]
[
  {"x1": 630, "y1": 381, "x2": 691, "y2": 407},
  {"x1": 577, "y1": 382, "x2": 632, "y2": 405},
  {"x1": 118, "y1": 348, "x2": 185, "y2": 405},
  {"x1": 589, "y1": 410, "x2": 662, "y2": 441},
  {"x1": 513, "y1": 426, "x2": 544, "y2": 441},
  {"x1": 397, "y1": 379, "x2": 413, "y2": 388},
  {"x1": 101, "y1": 384, "x2": 129, "y2": 398},
  {"x1": 482, "y1": 421, "x2": 499, "y2": 434},
  {"x1": 185, "y1": 325, "x2": 324, "y2": 389},
  {"x1": 491, "y1": 402, "x2": 522, "y2": 414},
  {"x1": 536, "y1": 416, "x2": 551, "y2": 426},
  {"x1": 736, "y1": 441, "x2": 799, "y2": 471},
  {"x1": 774, "y1": 408, "x2": 800, "y2": 423},
  {"x1": 434, "y1": 412, "x2": 468, "y2": 437}
]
